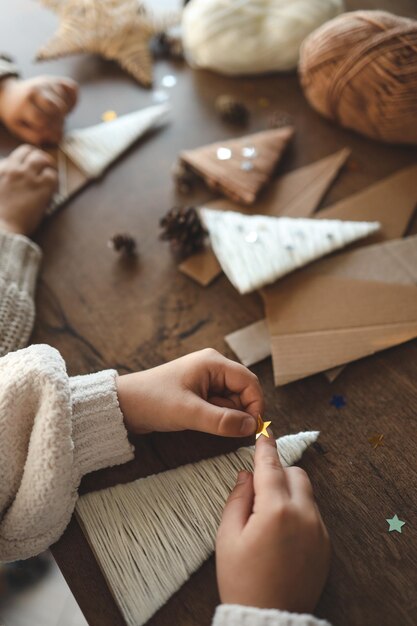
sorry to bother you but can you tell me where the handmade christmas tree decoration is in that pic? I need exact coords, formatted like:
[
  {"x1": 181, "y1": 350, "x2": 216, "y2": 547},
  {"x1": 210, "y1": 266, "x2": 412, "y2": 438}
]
[
  {"x1": 76, "y1": 431, "x2": 319, "y2": 626},
  {"x1": 223, "y1": 164, "x2": 417, "y2": 369},
  {"x1": 263, "y1": 236, "x2": 417, "y2": 385},
  {"x1": 36, "y1": 0, "x2": 173, "y2": 87},
  {"x1": 202, "y1": 208, "x2": 379, "y2": 294},
  {"x1": 179, "y1": 148, "x2": 350, "y2": 286},
  {"x1": 179, "y1": 126, "x2": 294, "y2": 205},
  {"x1": 48, "y1": 103, "x2": 170, "y2": 213}
]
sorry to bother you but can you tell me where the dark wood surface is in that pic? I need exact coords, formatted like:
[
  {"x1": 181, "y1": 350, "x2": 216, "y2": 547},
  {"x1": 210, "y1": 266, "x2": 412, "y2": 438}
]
[{"x1": 2, "y1": 2, "x2": 417, "y2": 625}]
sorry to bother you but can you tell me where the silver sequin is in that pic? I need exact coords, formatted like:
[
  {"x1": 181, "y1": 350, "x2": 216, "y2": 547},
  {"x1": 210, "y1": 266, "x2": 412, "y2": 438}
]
[
  {"x1": 241, "y1": 146, "x2": 257, "y2": 158},
  {"x1": 152, "y1": 89, "x2": 169, "y2": 103},
  {"x1": 241, "y1": 161, "x2": 254, "y2": 171},
  {"x1": 244, "y1": 231, "x2": 259, "y2": 243},
  {"x1": 217, "y1": 147, "x2": 232, "y2": 160},
  {"x1": 161, "y1": 74, "x2": 177, "y2": 88}
]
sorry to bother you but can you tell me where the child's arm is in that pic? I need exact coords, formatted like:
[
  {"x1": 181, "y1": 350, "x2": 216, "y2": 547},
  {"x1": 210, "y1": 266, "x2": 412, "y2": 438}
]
[
  {"x1": 0, "y1": 347, "x2": 260, "y2": 562},
  {"x1": 0, "y1": 145, "x2": 58, "y2": 356},
  {"x1": 214, "y1": 433, "x2": 331, "y2": 626},
  {"x1": 0, "y1": 60, "x2": 78, "y2": 145}
]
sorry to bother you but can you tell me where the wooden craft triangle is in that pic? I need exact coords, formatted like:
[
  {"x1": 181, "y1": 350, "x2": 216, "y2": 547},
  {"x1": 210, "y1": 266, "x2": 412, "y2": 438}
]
[
  {"x1": 263, "y1": 274, "x2": 417, "y2": 385},
  {"x1": 48, "y1": 103, "x2": 170, "y2": 213},
  {"x1": 179, "y1": 148, "x2": 350, "y2": 286},
  {"x1": 202, "y1": 209, "x2": 379, "y2": 294},
  {"x1": 180, "y1": 126, "x2": 294, "y2": 205}
]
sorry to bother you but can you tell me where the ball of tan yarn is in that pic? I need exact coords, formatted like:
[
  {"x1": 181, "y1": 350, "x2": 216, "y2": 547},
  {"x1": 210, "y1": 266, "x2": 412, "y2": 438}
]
[{"x1": 299, "y1": 10, "x2": 417, "y2": 145}]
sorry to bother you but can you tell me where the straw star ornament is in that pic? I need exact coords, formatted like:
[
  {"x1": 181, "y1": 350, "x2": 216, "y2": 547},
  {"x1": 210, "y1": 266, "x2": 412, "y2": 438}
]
[{"x1": 37, "y1": 0, "x2": 167, "y2": 86}]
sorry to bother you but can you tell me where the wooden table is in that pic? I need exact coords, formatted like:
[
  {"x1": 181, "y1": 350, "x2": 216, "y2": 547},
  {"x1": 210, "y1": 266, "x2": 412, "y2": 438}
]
[{"x1": 1, "y1": 2, "x2": 417, "y2": 625}]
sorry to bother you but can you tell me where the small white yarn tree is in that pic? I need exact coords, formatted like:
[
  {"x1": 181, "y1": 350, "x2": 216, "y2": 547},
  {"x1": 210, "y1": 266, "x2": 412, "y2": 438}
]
[{"x1": 77, "y1": 431, "x2": 319, "y2": 626}]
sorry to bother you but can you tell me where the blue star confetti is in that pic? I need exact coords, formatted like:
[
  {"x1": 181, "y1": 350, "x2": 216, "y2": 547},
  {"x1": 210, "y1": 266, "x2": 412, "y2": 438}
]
[{"x1": 330, "y1": 394, "x2": 346, "y2": 409}]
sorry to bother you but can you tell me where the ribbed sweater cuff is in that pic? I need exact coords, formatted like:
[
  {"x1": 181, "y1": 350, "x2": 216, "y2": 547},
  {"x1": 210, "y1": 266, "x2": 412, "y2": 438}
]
[
  {"x1": 70, "y1": 370, "x2": 134, "y2": 477},
  {"x1": 212, "y1": 605, "x2": 331, "y2": 626},
  {"x1": 0, "y1": 231, "x2": 42, "y2": 297},
  {"x1": 0, "y1": 57, "x2": 19, "y2": 80}
]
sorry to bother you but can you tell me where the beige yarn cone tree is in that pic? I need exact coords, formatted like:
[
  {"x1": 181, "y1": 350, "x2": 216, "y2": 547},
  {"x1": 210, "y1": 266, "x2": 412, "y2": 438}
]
[
  {"x1": 76, "y1": 431, "x2": 319, "y2": 626},
  {"x1": 202, "y1": 208, "x2": 380, "y2": 294},
  {"x1": 37, "y1": 0, "x2": 171, "y2": 86},
  {"x1": 180, "y1": 126, "x2": 294, "y2": 204},
  {"x1": 48, "y1": 103, "x2": 170, "y2": 213}
]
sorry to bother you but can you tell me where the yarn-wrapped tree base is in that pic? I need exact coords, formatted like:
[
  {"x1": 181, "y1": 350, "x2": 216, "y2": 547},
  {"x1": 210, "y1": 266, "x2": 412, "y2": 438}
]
[{"x1": 76, "y1": 431, "x2": 318, "y2": 626}]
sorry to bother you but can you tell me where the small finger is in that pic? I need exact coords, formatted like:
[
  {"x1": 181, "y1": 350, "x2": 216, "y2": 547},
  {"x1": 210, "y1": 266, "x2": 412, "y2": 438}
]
[
  {"x1": 217, "y1": 471, "x2": 254, "y2": 539},
  {"x1": 31, "y1": 88, "x2": 64, "y2": 117},
  {"x1": 26, "y1": 148, "x2": 56, "y2": 173},
  {"x1": 187, "y1": 396, "x2": 257, "y2": 437},
  {"x1": 254, "y1": 431, "x2": 289, "y2": 502},
  {"x1": 22, "y1": 103, "x2": 50, "y2": 130},
  {"x1": 285, "y1": 466, "x2": 315, "y2": 506},
  {"x1": 9, "y1": 144, "x2": 34, "y2": 163},
  {"x1": 54, "y1": 78, "x2": 78, "y2": 112}
]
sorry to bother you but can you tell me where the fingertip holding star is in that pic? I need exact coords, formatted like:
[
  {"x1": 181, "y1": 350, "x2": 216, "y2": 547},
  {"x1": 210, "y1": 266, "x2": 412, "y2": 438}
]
[
  {"x1": 256, "y1": 414, "x2": 271, "y2": 439},
  {"x1": 386, "y1": 514, "x2": 406, "y2": 533}
]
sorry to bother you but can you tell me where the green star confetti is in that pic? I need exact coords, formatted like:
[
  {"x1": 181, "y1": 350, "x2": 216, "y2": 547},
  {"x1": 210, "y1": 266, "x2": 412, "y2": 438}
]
[{"x1": 386, "y1": 514, "x2": 405, "y2": 533}]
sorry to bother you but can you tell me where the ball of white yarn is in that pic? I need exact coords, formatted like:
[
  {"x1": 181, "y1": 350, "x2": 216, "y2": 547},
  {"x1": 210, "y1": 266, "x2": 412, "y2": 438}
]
[{"x1": 182, "y1": 0, "x2": 344, "y2": 75}]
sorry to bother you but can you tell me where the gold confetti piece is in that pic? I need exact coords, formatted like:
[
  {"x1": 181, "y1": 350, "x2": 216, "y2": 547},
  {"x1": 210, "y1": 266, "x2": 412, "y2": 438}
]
[
  {"x1": 258, "y1": 97, "x2": 270, "y2": 108},
  {"x1": 256, "y1": 414, "x2": 272, "y2": 439},
  {"x1": 368, "y1": 434, "x2": 384, "y2": 449},
  {"x1": 102, "y1": 110, "x2": 118, "y2": 122}
]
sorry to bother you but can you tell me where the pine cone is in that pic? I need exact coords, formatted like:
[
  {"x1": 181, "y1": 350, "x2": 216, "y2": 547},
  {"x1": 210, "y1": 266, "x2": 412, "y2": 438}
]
[
  {"x1": 215, "y1": 95, "x2": 249, "y2": 125},
  {"x1": 268, "y1": 110, "x2": 294, "y2": 129},
  {"x1": 108, "y1": 233, "x2": 137, "y2": 256},
  {"x1": 160, "y1": 206, "x2": 207, "y2": 258},
  {"x1": 152, "y1": 32, "x2": 184, "y2": 59},
  {"x1": 172, "y1": 160, "x2": 199, "y2": 195}
]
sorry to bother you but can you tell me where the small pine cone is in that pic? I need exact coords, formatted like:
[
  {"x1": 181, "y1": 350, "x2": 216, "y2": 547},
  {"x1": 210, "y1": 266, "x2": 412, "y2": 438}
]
[
  {"x1": 172, "y1": 160, "x2": 199, "y2": 195},
  {"x1": 108, "y1": 233, "x2": 137, "y2": 256},
  {"x1": 160, "y1": 206, "x2": 207, "y2": 258},
  {"x1": 152, "y1": 32, "x2": 184, "y2": 60},
  {"x1": 215, "y1": 95, "x2": 249, "y2": 125},
  {"x1": 268, "y1": 110, "x2": 294, "y2": 129}
]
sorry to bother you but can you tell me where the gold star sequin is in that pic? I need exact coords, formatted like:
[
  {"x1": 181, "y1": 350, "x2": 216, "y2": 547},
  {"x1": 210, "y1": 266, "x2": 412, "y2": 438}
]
[
  {"x1": 101, "y1": 110, "x2": 118, "y2": 122},
  {"x1": 256, "y1": 414, "x2": 271, "y2": 439},
  {"x1": 37, "y1": 0, "x2": 174, "y2": 87},
  {"x1": 368, "y1": 434, "x2": 384, "y2": 449}
]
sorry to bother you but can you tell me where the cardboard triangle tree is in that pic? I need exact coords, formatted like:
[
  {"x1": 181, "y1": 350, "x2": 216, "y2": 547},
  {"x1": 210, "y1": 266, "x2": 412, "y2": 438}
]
[
  {"x1": 180, "y1": 126, "x2": 294, "y2": 205},
  {"x1": 224, "y1": 164, "x2": 417, "y2": 368},
  {"x1": 48, "y1": 103, "x2": 170, "y2": 213},
  {"x1": 179, "y1": 148, "x2": 351, "y2": 286},
  {"x1": 76, "y1": 431, "x2": 318, "y2": 626},
  {"x1": 202, "y1": 208, "x2": 380, "y2": 294}
]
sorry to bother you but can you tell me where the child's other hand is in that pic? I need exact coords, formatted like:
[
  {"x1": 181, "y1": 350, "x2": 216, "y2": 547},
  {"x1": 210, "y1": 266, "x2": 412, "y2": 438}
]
[
  {"x1": 0, "y1": 145, "x2": 58, "y2": 236},
  {"x1": 116, "y1": 348, "x2": 263, "y2": 437},
  {"x1": 216, "y1": 433, "x2": 330, "y2": 614},
  {"x1": 0, "y1": 76, "x2": 78, "y2": 145}
]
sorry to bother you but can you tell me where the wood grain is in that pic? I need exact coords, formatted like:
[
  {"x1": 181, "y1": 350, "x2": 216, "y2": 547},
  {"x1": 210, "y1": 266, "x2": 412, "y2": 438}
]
[{"x1": 1, "y1": 1, "x2": 416, "y2": 625}]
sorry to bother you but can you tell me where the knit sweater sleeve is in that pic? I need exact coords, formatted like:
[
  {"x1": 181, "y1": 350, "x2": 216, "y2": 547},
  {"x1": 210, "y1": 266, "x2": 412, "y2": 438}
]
[
  {"x1": 0, "y1": 344, "x2": 134, "y2": 562},
  {"x1": 212, "y1": 605, "x2": 331, "y2": 626},
  {"x1": 0, "y1": 231, "x2": 42, "y2": 356}
]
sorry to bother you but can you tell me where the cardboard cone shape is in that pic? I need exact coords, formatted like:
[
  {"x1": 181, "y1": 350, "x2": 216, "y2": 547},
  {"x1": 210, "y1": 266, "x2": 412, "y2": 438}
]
[
  {"x1": 202, "y1": 208, "x2": 380, "y2": 294},
  {"x1": 49, "y1": 103, "x2": 170, "y2": 213},
  {"x1": 180, "y1": 126, "x2": 294, "y2": 205}
]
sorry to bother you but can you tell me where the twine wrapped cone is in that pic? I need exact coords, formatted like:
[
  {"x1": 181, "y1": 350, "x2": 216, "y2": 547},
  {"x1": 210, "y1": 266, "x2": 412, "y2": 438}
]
[{"x1": 299, "y1": 11, "x2": 417, "y2": 145}]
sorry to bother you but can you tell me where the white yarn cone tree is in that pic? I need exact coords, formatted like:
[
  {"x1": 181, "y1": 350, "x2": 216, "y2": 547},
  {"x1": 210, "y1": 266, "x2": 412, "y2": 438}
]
[
  {"x1": 201, "y1": 208, "x2": 380, "y2": 293},
  {"x1": 49, "y1": 103, "x2": 170, "y2": 213},
  {"x1": 76, "y1": 431, "x2": 319, "y2": 626}
]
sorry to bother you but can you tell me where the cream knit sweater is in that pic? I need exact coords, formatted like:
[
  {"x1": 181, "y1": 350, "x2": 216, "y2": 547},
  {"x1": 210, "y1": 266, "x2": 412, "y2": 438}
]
[{"x1": 0, "y1": 92, "x2": 330, "y2": 625}]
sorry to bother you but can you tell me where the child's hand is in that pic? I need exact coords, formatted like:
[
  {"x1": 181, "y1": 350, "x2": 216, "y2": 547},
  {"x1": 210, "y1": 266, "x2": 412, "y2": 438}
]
[
  {"x1": 216, "y1": 433, "x2": 330, "y2": 614},
  {"x1": 116, "y1": 348, "x2": 263, "y2": 437},
  {"x1": 0, "y1": 145, "x2": 58, "y2": 236},
  {"x1": 0, "y1": 76, "x2": 78, "y2": 145}
]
